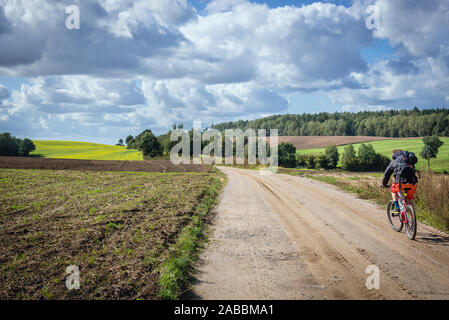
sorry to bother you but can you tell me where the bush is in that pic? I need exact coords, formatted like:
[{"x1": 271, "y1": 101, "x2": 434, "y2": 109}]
[
  {"x1": 316, "y1": 154, "x2": 329, "y2": 169},
  {"x1": 278, "y1": 143, "x2": 297, "y2": 168},
  {"x1": 325, "y1": 145, "x2": 339, "y2": 169},
  {"x1": 373, "y1": 153, "x2": 391, "y2": 171},
  {"x1": 357, "y1": 144, "x2": 377, "y2": 171},
  {"x1": 296, "y1": 153, "x2": 308, "y2": 167},
  {"x1": 306, "y1": 154, "x2": 316, "y2": 169},
  {"x1": 342, "y1": 144, "x2": 360, "y2": 171}
]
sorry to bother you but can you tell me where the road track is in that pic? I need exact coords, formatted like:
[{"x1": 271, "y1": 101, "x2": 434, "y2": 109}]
[{"x1": 190, "y1": 167, "x2": 449, "y2": 300}]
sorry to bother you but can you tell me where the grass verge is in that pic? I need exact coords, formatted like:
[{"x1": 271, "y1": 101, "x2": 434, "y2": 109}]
[{"x1": 157, "y1": 168, "x2": 226, "y2": 299}]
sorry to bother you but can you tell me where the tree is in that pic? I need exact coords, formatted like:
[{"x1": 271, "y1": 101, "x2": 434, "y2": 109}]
[
  {"x1": 125, "y1": 135, "x2": 136, "y2": 149},
  {"x1": 278, "y1": 143, "x2": 297, "y2": 168},
  {"x1": 325, "y1": 144, "x2": 339, "y2": 169},
  {"x1": 357, "y1": 143, "x2": 377, "y2": 171},
  {"x1": 116, "y1": 138, "x2": 124, "y2": 146},
  {"x1": 342, "y1": 144, "x2": 360, "y2": 171},
  {"x1": 18, "y1": 138, "x2": 36, "y2": 157},
  {"x1": 138, "y1": 130, "x2": 163, "y2": 157},
  {"x1": 0, "y1": 133, "x2": 36, "y2": 157},
  {"x1": 420, "y1": 136, "x2": 444, "y2": 171},
  {"x1": 0, "y1": 132, "x2": 19, "y2": 156},
  {"x1": 316, "y1": 154, "x2": 329, "y2": 169}
]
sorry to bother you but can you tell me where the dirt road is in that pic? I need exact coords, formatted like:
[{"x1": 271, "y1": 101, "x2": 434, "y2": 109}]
[{"x1": 190, "y1": 167, "x2": 449, "y2": 300}]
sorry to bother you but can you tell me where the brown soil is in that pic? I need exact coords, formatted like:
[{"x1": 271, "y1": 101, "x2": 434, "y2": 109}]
[
  {"x1": 0, "y1": 169, "x2": 220, "y2": 299},
  {"x1": 0, "y1": 156, "x2": 211, "y2": 172}
]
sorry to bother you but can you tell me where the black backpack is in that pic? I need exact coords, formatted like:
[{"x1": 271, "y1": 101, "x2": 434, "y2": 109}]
[{"x1": 394, "y1": 151, "x2": 418, "y2": 184}]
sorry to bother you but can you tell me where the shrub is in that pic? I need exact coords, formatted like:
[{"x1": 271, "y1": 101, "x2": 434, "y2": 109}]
[
  {"x1": 316, "y1": 154, "x2": 329, "y2": 169},
  {"x1": 306, "y1": 154, "x2": 316, "y2": 169},
  {"x1": 325, "y1": 145, "x2": 339, "y2": 169},
  {"x1": 278, "y1": 143, "x2": 297, "y2": 168},
  {"x1": 296, "y1": 153, "x2": 308, "y2": 167},
  {"x1": 342, "y1": 144, "x2": 360, "y2": 171}
]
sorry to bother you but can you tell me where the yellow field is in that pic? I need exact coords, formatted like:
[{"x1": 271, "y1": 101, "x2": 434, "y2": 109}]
[{"x1": 31, "y1": 141, "x2": 143, "y2": 160}]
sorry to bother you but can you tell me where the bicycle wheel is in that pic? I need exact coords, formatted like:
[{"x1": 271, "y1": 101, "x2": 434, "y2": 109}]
[
  {"x1": 405, "y1": 205, "x2": 417, "y2": 240},
  {"x1": 387, "y1": 200, "x2": 403, "y2": 232}
]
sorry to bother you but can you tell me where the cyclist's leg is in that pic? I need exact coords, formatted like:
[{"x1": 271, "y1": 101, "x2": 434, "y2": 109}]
[{"x1": 391, "y1": 183, "x2": 400, "y2": 210}]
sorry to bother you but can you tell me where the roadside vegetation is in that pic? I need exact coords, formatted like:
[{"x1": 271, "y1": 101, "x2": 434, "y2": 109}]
[{"x1": 0, "y1": 168, "x2": 224, "y2": 299}]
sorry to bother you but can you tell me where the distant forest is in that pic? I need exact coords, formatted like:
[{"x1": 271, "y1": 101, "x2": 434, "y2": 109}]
[{"x1": 211, "y1": 108, "x2": 449, "y2": 137}]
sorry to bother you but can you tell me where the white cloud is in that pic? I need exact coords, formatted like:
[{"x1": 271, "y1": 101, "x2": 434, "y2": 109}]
[
  {"x1": 0, "y1": 84, "x2": 10, "y2": 104},
  {"x1": 0, "y1": 0, "x2": 448, "y2": 142}
]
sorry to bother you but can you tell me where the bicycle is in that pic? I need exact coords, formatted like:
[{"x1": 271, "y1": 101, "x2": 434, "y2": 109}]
[{"x1": 382, "y1": 183, "x2": 417, "y2": 240}]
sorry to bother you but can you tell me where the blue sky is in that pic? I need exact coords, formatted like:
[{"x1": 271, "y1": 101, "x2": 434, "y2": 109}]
[{"x1": 0, "y1": 0, "x2": 448, "y2": 144}]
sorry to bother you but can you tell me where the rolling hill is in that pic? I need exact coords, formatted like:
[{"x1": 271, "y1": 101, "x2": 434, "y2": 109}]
[{"x1": 30, "y1": 141, "x2": 143, "y2": 161}]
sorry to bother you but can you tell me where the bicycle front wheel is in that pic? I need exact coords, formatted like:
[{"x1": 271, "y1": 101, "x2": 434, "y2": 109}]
[
  {"x1": 387, "y1": 200, "x2": 403, "y2": 232},
  {"x1": 405, "y1": 205, "x2": 417, "y2": 240}
]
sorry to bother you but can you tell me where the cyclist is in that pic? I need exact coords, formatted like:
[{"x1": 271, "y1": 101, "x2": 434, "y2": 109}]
[{"x1": 381, "y1": 149, "x2": 418, "y2": 214}]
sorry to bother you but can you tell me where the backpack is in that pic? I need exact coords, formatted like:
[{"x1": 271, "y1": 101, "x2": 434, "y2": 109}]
[{"x1": 394, "y1": 151, "x2": 418, "y2": 184}]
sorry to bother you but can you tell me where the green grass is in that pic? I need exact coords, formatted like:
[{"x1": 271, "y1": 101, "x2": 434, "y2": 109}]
[
  {"x1": 297, "y1": 137, "x2": 449, "y2": 173},
  {"x1": 30, "y1": 140, "x2": 143, "y2": 160},
  {"x1": 157, "y1": 168, "x2": 226, "y2": 299}
]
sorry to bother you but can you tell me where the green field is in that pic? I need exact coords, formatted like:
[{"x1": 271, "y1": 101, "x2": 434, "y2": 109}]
[
  {"x1": 297, "y1": 138, "x2": 449, "y2": 172},
  {"x1": 31, "y1": 141, "x2": 143, "y2": 161}
]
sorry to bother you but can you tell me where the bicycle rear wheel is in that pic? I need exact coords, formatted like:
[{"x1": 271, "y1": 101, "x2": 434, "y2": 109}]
[
  {"x1": 405, "y1": 205, "x2": 417, "y2": 240},
  {"x1": 387, "y1": 200, "x2": 403, "y2": 232}
]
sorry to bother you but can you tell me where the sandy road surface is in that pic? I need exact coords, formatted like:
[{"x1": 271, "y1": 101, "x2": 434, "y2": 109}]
[{"x1": 190, "y1": 167, "x2": 449, "y2": 300}]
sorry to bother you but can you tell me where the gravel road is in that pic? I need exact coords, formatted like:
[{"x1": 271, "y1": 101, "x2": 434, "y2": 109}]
[{"x1": 190, "y1": 167, "x2": 449, "y2": 300}]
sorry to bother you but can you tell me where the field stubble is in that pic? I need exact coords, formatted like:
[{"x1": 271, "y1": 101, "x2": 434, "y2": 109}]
[{"x1": 0, "y1": 168, "x2": 222, "y2": 299}]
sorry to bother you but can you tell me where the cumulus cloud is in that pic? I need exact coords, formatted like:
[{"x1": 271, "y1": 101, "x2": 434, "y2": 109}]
[
  {"x1": 0, "y1": 0, "x2": 193, "y2": 76},
  {"x1": 0, "y1": 0, "x2": 448, "y2": 142},
  {"x1": 325, "y1": 0, "x2": 449, "y2": 110},
  {"x1": 0, "y1": 84, "x2": 10, "y2": 105}
]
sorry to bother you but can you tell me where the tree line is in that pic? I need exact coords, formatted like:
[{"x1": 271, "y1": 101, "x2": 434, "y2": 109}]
[
  {"x1": 0, "y1": 132, "x2": 36, "y2": 157},
  {"x1": 280, "y1": 135, "x2": 444, "y2": 172},
  {"x1": 211, "y1": 108, "x2": 449, "y2": 137},
  {"x1": 279, "y1": 142, "x2": 390, "y2": 171}
]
